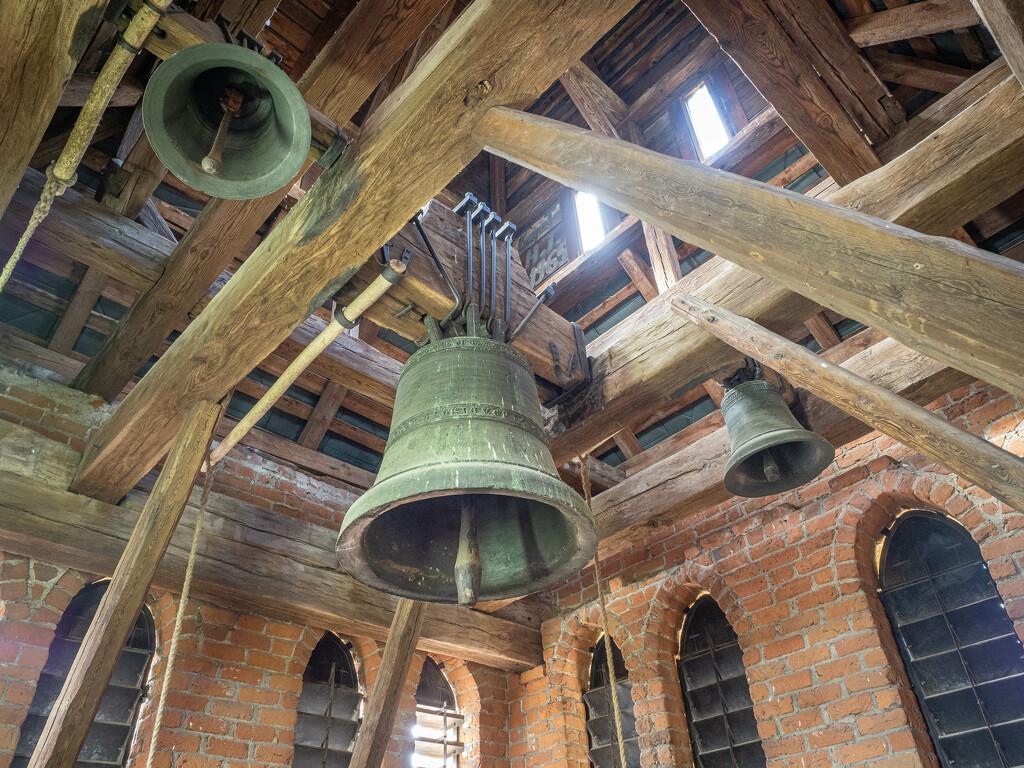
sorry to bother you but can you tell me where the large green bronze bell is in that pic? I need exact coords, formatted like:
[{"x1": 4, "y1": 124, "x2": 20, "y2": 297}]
[
  {"x1": 142, "y1": 43, "x2": 310, "y2": 200},
  {"x1": 336, "y1": 335, "x2": 597, "y2": 605},
  {"x1": 722, "y1": 379, "x2": 835, "y2": 498}
]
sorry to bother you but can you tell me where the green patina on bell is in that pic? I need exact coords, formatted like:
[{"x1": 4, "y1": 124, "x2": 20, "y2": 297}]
[
  {"x1": 722, "y1": 379, "x2": 835, "y2": 498},
  {"x1": 142, "y1": 43, "x2": 310, "y2": 200},
  {"x1": 337, "y1": 334, "x2": 597, "y2": 605}
]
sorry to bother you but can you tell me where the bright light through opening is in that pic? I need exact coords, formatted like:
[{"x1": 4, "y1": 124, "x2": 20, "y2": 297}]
[
  {"x1": 574, "y1": 191, "x2": 607, "y2": 252},
  {"x1": 685, "y1": 84, "x2": 730, "y2": 158}
]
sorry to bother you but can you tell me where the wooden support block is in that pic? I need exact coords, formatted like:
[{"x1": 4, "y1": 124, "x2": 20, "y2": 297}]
[
  {"x1": 867, "y1": 50, "x2": 975, "y2": 93},
  {"x1": 297, "y1": 381, "x2": 350, "y2": 449},
  {"x1": 967, "y1": 0, "x2": 1024, "y2": 82},
  {"x1": 348, "y1": 599, "x2": 427, "y2": 768},
  {"x1": 24, "y1": 400, "x2": 220, "y2": 768},
  {"x1": 49, "y1": 268, "x2": 109, "y2": 357},
  {"x1": 612, "y1": 428, "x2": 645, "y2": 459},
  {"x1": 101, "y1": 132, "x2": 168, "y2": 220},
  {"x1": 616, "y1": 248, "x2": 659, "y2": 301},
  {"x1": 845, "y1": 0, "x2": 980, "y2": 46},
  {"x1": 804, "y1": 311, "x2": 842, "y2": 350}
]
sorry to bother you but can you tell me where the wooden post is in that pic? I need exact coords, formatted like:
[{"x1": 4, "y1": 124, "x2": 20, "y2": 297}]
[
  {"x1": 349, "y1": 598, "x2": 427, "y2": 768},
  {"x1": 474, "y1": 104, "x2": 1024, "y2": 401},
  {"x1": 26, "y1": 400, "x2": 221, "y2": 768},
  {"x1": 671, "y1": 294, "x2": 1024, "y2": 513}
]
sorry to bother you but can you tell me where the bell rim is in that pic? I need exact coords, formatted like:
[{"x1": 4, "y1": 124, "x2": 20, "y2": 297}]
[
  {"x1": 142, "y1": 43, "x2": 311, "y2": 200},
  {"x1": 723, "y1": 428, "x2": 835, "y2": 498},
  {"x1": 337, "y1": 460, "x2": 597, "y2": 603}
]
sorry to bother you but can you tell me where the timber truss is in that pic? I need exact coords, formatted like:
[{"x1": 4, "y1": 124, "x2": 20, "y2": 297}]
[{"x1": 0, "y1": 0, "x2": 1023, "y2": 667}]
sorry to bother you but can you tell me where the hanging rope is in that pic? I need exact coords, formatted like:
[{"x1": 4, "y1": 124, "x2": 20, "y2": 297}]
[
  {"x1": 0, "y1": 0, "x2": 170, "y2": 295},
  {"x1": 580, "y1": 455, "x2": 629, "y2": 768},
  {"x1": 144, "y1": 442, "x2": 216, "y2": 768}
]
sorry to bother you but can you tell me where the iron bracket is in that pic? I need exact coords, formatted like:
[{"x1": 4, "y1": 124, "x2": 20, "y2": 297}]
[{"x1": 542, "y1": 322, "x2": 592, "y2": 409}]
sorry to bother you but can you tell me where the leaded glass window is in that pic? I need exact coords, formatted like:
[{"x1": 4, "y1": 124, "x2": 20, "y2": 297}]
[
  {"x1": 12, "y1": 581, "x2": 155, "y2": 768},
  {"x1": 413, "y1": 658, "x2": 462, "y2": 768},
  {"x1": 584, "y1": 637, "x2": 640, "y2": 768},
  {"x1": 293, "y1": 633, "x2": 362, "y2": 768},
  {"x1": 678, "y1": 596, "x2": 766, "y2": 768},
  {"x1": 879, "y1": 511, "x2": 1024, "y2": 768}
]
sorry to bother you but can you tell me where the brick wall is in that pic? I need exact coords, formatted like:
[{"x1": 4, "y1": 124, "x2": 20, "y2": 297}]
[
  {"x1": 508, "y1": 380, "x2": 1024, "y2": 768},
  {"x1": 2, "y1": 364, "x2": 1023, "y2": 768}
]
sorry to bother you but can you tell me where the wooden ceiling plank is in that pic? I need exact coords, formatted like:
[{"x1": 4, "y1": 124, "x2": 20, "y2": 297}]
[
  {"x1": 845, "y1": 0, "x2": 981, "y2": 47},
  {"x1": 867, "y1": 49, "x2": 976, "y2": 94},
  {"x1": 70, "y1": 0, "x2": 639, "y2": 503},
  {"x1": 684, "y1": 0, "x2": 881, "y2": 184},
  {"x1": 0, "y1": 0, "x2": 107, "y2": 219}
]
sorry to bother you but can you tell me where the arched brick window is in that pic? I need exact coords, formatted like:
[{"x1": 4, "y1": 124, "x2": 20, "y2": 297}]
[
  {"x1": 293, "y1": 632, "x2": 362, "y2": 768},
  {"x1": 584, "y1": 635, "x2": 640, "y2": 768},
  {"x1": 879, "y1": 511, "x2": 1024, "y2": 768},
  {"x1": 678, "y1": 595, "x2": 766, "y2": 768},
  {"x1": 12, "y1": 581, "x2": 155, "y2": 768},
  {"x1": 413, "y1": 658, "x2": 462, "y2": 768}
]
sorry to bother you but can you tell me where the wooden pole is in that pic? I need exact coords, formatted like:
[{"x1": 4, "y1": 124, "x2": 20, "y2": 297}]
[
  {"x1": 670, "y1": 294, "x2": 1024, "y2": 513},
  {"x1": 349, "y1": 598, "x2": 428, "y2": 768},
  {"x1": 473, "y1": 104, "x2": 1024, "y2": 401},
  {"x1": 26, "y1": 399, "x2": 221, "y2": 768}
]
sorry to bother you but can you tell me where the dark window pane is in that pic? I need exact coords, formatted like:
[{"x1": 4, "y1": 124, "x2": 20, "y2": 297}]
[
  {"x1": 586, "y1": 637, "x2": 640, "y2": 768},
  {"x1": 879, "y1": 511, "x2": 1024, "y2": 768},
  {"x1": 293, "y1": 633, "x2": 362, "y2": 767},
  {"x1": 679, "y1": 597, "x2": 766, "y2": 768},
  {"x1": 13, "y1": 582, "x2": 154, "y2": 768}
]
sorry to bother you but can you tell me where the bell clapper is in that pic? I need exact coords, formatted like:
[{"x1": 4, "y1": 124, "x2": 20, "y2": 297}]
[
  {"x1": 202, "y1": 88, "x2": 245, "y2": 175},
  {"x1": 762, "y1": 448, "x2": 781, "y2": 483},
  {"x1": 454, "y1": 501, "x2": 482, "y2": 606}
]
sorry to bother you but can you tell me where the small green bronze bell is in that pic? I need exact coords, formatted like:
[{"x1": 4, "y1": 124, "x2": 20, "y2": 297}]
[
  {"x1": 722, "y1": 379, "x2": 835, "y2": 498},
  {"x1": 336, "y1": 335, "x2": 597, "y2": 606},
  {"x1": 142, "y1": 43, "x2": 310, "y2": 200}
]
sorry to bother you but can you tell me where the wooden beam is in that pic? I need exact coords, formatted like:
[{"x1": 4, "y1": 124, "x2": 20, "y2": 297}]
[
  {"x1": 297, "y1": 380, "x2": 349, "y2": 449},
  {"x1": 684, "y1": 0, "x2": 882, "y2": 184},
  {"x1": 490, "y1": 153, "x2": 508, "y2": 215},
  {"x1": 674, "y1": 293, "x2": 1024, "y2": 511},
  {"x1": 804, "y1": 311, "x2": 842, "y2": 350},
  {"x1": 48, "y1": 268, "x2": 108, "y2": 357},
  {"x1": 491, "y1": 72, "x2": 1024, "y2": 463},
  {"x1": 25, "y1": 400, "x2": 220, "y2": 768},
  {"x1": 477, "y1": 105, "x2": 1024, "y2": 414},
  {"x1": 100, "y1": 132, "x2": 168, "y2": 220},
  {"x1": 845, "y1": 0, "x2": 981, "y2": 46},
  {"x1": 968, "y1": 0, "x2": 1024, "y2": 82},
  {"x1": 0, "y1": 421, "x2": 541, "y2": 670},
  {"x1": 348, "y1": 599, "x2": 426, "y2": 768},
  {"x1": 71, "y1": 0, "x2": 637, "y2": 503},
  {"x1": 0, "y1": 0, "x2": 106, "y2": 218},
  {"x1": 617, "y1": 248, "x2": 659, "y2": 301},
  {"x1": 611, "y1": 428, "x2": 645, "y2": 458},
  {"x1": 58, "y1": 73, "x2": 144, "y2": 108},
  {"x1": 867, "y1": 50, "x2": 975, "y2": 93},
  {"x1": 1, "y1": 169, "x2": 169, "y2": 293}
]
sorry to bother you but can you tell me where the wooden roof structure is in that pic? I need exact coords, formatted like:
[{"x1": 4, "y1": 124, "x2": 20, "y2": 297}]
[{"x1": 2, "y1": 0, "x2": 1024, "y2": 681}]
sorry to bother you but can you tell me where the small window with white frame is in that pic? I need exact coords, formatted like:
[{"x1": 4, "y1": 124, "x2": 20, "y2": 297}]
[
  {"x1": 412, "y1": 659, "x2": 462, "y2": 768},
  {"x1": 682, "y1": 82, "x2": 731, "y2": 160},
  {"x1": 574, "y1": 191, "x2": 608, "y2": 252}
]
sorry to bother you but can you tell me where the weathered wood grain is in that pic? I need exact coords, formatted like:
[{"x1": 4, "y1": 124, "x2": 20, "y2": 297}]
[
  {"x1": 968, "y1": 0, "x2": 1024, "y2": 82},
  {"x1": 845, "y1": 0, "x2": 980, "y2": 46}
]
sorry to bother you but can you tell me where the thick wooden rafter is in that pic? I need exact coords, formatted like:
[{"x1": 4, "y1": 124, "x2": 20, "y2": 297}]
[
  {"x1": 497, "y1": 67, "x2": 1024, "y2": 464},
  {"x1": 0, "y1": 0, "x2": 107, "y2": 218},
  {"x1": 968, "y1": 0, "x2": 1024, "y2": 81},
  {"x1": 70, "y1": 0, "x2": 639, "y2": 503}
]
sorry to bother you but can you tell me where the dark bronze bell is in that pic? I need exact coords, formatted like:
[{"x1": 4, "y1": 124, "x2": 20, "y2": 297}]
[
  {"x1": 336, "y1": 335, "x2": 597, "y2": 606},
  {"x1": 142, "y1": 43, "x2": 310, "y2": 200},
  {"x1": 721, "y1": 380, "x2": 835, "y2": 498}
]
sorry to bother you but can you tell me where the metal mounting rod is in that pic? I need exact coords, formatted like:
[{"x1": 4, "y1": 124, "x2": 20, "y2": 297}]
[{"x1": 494, "y1": 220, "x2": 516, "y2": 341}]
